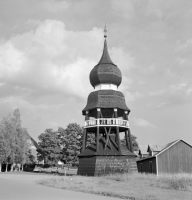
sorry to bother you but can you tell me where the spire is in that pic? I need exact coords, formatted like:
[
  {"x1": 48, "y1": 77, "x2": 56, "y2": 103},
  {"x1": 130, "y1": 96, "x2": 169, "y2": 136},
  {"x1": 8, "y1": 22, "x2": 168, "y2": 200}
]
[
  {"x1": 104, "y1": 23, "x2": 107, "y2": 38},
  {"x1": 97, "y1": 24, "x2": 115, "y2": 65}
]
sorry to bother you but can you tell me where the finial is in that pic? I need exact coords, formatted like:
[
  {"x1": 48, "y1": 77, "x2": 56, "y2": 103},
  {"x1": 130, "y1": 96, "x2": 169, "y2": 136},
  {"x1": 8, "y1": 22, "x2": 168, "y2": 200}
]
[{"x1": 104, "y1": 23, "x2": 107, "y2": 38}]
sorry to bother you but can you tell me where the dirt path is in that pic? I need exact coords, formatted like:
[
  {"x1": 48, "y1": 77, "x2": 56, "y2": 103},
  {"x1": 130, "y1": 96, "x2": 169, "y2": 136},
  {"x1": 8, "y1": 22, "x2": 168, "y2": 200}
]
[{"x1": 0, "y1": 172, "x2": 118, "y2": 200}]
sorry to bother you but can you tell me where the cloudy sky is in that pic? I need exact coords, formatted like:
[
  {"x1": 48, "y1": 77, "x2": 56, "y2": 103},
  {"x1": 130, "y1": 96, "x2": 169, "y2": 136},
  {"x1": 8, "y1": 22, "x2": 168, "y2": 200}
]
[{"x1": 0, "y1": 0, "x2": 192, "y2": 150}]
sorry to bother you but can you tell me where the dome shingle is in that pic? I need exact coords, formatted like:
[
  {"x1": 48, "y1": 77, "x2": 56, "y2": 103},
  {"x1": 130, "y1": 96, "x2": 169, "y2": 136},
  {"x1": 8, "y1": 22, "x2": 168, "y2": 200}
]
[{"x1": 89, "y1": 39, "x2": 122, "y2": 88}]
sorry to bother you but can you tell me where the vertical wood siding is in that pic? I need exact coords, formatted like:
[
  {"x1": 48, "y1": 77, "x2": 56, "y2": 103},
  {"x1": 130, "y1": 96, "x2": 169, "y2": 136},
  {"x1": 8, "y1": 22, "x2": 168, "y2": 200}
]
[
  {"x1": 137, "y1": 157, "x2": 156, "y2": 174},
  {"x1": 158, "y1": 141, "x2": 192, "y2": 174}
]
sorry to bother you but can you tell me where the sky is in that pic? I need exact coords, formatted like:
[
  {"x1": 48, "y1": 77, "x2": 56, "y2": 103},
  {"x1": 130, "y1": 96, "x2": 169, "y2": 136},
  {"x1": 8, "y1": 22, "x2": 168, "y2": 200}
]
[{"x1": 0, "y1": 0, "x2": 192, "y2": 151}]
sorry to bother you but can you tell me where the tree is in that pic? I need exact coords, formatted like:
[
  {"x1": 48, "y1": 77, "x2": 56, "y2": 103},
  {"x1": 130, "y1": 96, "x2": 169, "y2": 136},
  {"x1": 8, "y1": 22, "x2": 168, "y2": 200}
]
[
  {"x1": 121, "y1": 134, "x2": 139, "y2": 151},
  {"x1": 10, "y1": 109, "x2": 29, "y2": 171},
  {"x1": 0, "y1": 125, "x2": 9, "y2": 172},
  {"x1": 86, "y1": 131, "x2": 95, "y2": 147},
  {"x1": 0, "y1": 108, "x2": 31, "y2": 172},
  {"x1": 25, "y1": 149, "x2": 35, "y2": 164},
  {"x1": 38, "y1": 129, "x2": 62, "y2": 165},
  {"x1": 59, "y1": 123, "x2": 83, "y2": 166},
  {"x1": 1, "y1": 115, "x2": 15, "y2": 172}
]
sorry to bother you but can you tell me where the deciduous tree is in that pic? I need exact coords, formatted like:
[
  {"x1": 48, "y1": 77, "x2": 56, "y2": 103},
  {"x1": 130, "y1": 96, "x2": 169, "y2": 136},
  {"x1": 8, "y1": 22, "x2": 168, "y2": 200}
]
[
  {"x1": 60, "y1": 123, "x2": 83, "y2": 166},
  {"x1": 0, "y1": 109, "x2": 31, "y2": 172},
  {"x1": 38, "y1": 129, "x2": 62, "y2": 165},
  {"x1": 121, "y1": 134, "x2": 139, "y2": 151}
]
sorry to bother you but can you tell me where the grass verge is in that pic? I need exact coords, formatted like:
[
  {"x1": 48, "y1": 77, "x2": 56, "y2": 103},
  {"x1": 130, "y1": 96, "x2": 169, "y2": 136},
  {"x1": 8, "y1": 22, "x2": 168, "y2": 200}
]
[{"x1": 38, "y1": 173, "x2": 192, "y2": 200}]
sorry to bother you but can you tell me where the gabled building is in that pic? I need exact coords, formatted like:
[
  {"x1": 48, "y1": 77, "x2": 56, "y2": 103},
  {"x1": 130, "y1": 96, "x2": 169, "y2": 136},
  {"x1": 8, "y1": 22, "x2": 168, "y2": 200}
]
[
  {"x1": 134, "y1": 149, "x2": 149, "y2": 160},
  {"x1": 26, "y1": 134, "x2": 45, "y2": 163},
  {"x1": 147, "y1": 144, "x2": 165, "y2": 157},
  {"x1": 26, "y1": 135, "x2": 38, "y2": 161},
  {"x1": 137, "y1": 139, "x2": 192, "y2": 175}
]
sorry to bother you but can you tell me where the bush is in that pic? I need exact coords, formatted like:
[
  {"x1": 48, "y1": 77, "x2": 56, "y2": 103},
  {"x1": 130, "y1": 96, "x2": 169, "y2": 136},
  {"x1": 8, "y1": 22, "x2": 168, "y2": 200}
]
[
  {"x1": 43, "y1": 164, "x2": 51, "y2": 168},
  {"x1": 23, "y1": 163, "x2": 36, "y2": 172}
]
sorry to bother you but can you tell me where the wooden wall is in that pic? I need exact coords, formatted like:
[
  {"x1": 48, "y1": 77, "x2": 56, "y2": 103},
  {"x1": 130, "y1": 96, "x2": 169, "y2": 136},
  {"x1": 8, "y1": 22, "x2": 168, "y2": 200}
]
[
  {"x1": 95, "y1": 156, "x2": 137, "y2": 176},
  {"x1": 77, "y1": 156, "x2": 96, "y2": 176},
  {"x1": 137, "y1": 157, "x2": 157, "y2": 174},
  {"x1": 78, "y1": 155, "x2": 137, "y2": 176},
  {"x1": 157, "y1": 140, "x2": 192, "y2": 174}
]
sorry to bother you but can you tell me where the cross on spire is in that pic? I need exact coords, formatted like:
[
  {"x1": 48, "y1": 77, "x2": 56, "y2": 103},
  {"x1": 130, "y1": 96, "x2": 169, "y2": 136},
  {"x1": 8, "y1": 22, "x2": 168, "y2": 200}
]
[{"x1": 104, "y1": 23, "x2": 107, "y2": 38}]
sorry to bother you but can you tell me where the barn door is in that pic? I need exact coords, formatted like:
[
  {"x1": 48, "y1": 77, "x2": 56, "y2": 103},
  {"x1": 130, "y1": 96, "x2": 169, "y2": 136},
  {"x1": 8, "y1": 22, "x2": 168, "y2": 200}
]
[
  {"x1": 140, "y1": 163, "x2": 143, "y2": 173},
  {"x1": 149, "y1": 161, "x2": 153, "y2": 173}
]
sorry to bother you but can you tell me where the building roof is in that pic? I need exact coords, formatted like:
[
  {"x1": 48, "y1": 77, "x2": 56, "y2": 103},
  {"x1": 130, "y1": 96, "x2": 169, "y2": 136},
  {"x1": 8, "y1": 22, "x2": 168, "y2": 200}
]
[
  {"x1": 137, "y1": 139, "x2": 192, "y2": 162},
  {"x1": 82, "y1": 90, "x2": 130, "y2": 115},
  {"x1": 26, "y1": 133, "x2": 45, "y2": 156},
  {"x1": 89, "y1": 39, "x2": 122, "y2": 88},
  {"x1": 147, "y1": 144, "x2": 166, "y2": 152},
  {"x1": 155, "y1": 139, "x2": 192, "y2": 157},
  {"x1": 26, "y1": 133, "x2": 39, "y2": 149},
  {"x1": 138, "y1": 146, "x2": 148, "y2": 154},
  {"x1": 98, "y1": 39, "x2": 115, "y2": 65}
]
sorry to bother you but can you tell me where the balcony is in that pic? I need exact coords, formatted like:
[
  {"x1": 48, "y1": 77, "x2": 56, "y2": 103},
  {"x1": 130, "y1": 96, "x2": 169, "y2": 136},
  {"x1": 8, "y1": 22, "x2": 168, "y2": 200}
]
[{"x1": 84, "y1": 118, "x2": 129, "y2": 128}]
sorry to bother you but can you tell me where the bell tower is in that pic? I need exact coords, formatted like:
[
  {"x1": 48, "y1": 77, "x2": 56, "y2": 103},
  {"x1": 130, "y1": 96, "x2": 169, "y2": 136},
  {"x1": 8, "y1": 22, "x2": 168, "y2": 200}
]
[{"x1": 77, "y1": 26, "x2": 137, "y2": 176}]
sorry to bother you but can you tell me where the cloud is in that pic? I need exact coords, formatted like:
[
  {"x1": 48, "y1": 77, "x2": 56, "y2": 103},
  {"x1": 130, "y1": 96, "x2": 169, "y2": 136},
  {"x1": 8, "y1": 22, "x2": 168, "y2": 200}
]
[
  {"x1": 132, "y1": 117, "x2": 156, "y2": 129},
  {"x1": 176, "y1": 58, "x2": 188, "y2": 65},
  {"x1": 0, "y1": 20, "x2": 103, "y2": 101},
  {"x1": 145, "y1": 0, "x2": 163, "y2": 19},
  {"x1": 186, "y1": 88, "x2": 192, "y2": 95},
  {"x1": 169, "y1": 83, "x2": 187, "y2": 92},
  {"x1": 156, "y1": 102, "x2": 168, "y2": 108},
  {"x1": 166, "y1": 83, "x2": 192, "y2": 105},
  {"x1": 150, "y1": 83, "x2": 192, "y2": 108},
  {"x1": 175, "y1": 39, "x2": 192, "y2": 52},
  {"x1": 0, "y1": 19, "x2": 135, "y2": 113},
  {"x1": 174, "y1": 39, "x2": 192, "y2": 69},
  {"x1": 110, "y1": 46, "x2": 135, "y2": 90},
  {"x1": 149, "y1": 89, "x2": 165, "y2": 96},
  {"x1": 125, "y1": 91, "x2": 141, "y2": 102},
  {"x1": 40, "y1": 0, "x2": 71, "y2": 12},
  {"x1": 0, "y1": 96, "x2": 63, "y2": 118},
  {"x1": 111, "y1": 0, "x2": 135, "y2": 20}
]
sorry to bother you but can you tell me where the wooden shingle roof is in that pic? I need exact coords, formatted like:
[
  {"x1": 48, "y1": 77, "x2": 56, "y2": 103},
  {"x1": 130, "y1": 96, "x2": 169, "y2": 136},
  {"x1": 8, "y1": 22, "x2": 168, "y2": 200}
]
[
  {"x1": 82, "y1": 90, "x2": 130, "y2": 114},
  {"x1": 147, "y1": 144, "x2": 165, "y2": 152},
  {"x1": 89, "y1": 39, "x2": 122, "y2": 88}
]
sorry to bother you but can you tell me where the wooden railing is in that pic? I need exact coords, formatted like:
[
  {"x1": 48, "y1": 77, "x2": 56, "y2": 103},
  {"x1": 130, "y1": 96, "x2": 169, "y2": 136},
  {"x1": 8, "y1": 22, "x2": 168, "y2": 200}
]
[{"x1": 84, "y1": 118, "x2": 129, "y2": 128}]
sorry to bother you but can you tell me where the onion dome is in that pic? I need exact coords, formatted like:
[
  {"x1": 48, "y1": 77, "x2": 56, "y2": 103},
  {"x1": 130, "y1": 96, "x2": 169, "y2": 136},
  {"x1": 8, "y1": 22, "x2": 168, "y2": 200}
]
[{"x1": 89, "y1": 38, "x2": 122, "y2": 88}]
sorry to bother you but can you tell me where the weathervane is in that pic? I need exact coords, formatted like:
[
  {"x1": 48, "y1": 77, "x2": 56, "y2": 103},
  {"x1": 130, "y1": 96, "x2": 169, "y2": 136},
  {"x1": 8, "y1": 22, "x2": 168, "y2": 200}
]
[{"x1": 104, "y1": 23, "x2": 107, "y2": 38}]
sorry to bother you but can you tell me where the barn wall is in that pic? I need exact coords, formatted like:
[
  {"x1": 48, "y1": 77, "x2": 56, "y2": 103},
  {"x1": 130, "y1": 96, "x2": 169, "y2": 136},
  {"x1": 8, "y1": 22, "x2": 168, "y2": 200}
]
[
  {"x1": 158, "y1": 141, "x2": 192, "y2": 174},
  {"x1": 137, "y1": 157, "x2": 156, "y2": 174}
]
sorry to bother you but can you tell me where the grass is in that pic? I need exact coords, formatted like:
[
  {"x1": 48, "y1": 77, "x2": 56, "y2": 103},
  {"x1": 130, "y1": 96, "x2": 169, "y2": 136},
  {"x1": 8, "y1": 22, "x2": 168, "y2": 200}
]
[{"x1": 38, "y1": 173, "x2": 192, "y2": 200}]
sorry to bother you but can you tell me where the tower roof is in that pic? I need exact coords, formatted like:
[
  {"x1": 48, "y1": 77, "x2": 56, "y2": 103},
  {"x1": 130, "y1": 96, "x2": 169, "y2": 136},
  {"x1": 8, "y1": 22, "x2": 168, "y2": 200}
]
[
  {"x1": 97, "y1": 39, "x2": 115, "y2": 65},
  {"x1": 89, "y1": 37, "x2": 122, "y2": 88},
  {"x1": 82, "y1": 90, "x2": 130, "y2": 115}
]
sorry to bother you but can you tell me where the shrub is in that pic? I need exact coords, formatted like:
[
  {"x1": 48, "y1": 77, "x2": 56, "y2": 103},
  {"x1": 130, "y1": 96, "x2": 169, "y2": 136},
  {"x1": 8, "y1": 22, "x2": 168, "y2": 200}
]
[{"x1": 23, "y1": 163, "x2": 36, "y2": 172}]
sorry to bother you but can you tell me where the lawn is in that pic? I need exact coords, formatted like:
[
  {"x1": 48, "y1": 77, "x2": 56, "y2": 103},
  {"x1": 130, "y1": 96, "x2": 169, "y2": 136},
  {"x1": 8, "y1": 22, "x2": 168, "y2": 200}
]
[{"x1": 38, "y1": 173, "x2": 192, "y2": 200}]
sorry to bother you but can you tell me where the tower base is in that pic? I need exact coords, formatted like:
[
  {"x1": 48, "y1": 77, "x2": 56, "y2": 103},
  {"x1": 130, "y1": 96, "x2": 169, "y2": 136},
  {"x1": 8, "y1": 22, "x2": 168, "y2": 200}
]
[{"x1": 77, "y1": 155, "x2": 137, "y2": 176}]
